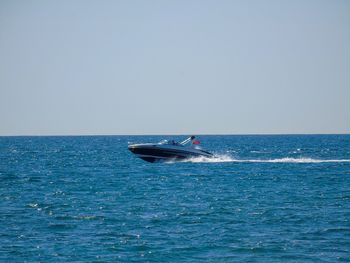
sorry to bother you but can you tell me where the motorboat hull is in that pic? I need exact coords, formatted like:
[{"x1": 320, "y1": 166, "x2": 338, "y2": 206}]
[{"x1": 128, "y1": 144, "x2": 213, "y2": 163}]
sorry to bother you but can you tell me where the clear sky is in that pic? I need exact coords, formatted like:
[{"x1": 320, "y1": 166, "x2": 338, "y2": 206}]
[{"x1": 1, "y1": 0, "x2": 349, "y2": 135}]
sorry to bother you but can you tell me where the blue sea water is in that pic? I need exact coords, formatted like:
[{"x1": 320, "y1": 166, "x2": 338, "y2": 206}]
[{"x1": 0, "y1": 135, "x2": 349, "y2": 262}]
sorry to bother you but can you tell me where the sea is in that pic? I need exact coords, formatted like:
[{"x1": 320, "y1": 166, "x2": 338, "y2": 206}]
[{"x1": 1, "y1": 135, "x2": 349, "y2": 262}]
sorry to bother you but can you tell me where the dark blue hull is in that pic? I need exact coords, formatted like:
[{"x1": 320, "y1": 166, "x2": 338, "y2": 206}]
[{"x1": 128, "y1": 144, "x2": 213, "y2": 163}]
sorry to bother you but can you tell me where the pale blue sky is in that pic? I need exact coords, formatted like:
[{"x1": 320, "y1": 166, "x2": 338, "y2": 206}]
[{"x1": 1, "y1": 0, "x2": 349, "y2": 135}]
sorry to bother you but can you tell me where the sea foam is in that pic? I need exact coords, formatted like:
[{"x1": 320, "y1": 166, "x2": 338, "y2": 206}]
[{"x1": 182, "y1": 155, "x2": 350, "y2": 164}]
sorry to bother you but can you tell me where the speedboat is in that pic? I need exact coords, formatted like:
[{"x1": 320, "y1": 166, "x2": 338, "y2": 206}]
[{"x1": 128, "y1": 136, "x2": 213, "y2": 163}]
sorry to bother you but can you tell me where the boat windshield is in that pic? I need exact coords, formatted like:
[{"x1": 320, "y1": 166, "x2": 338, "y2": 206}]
[
  {"x1": 159, "y1": 139, "x2": 168, "y2": 145},
  {"x1": 158, "y1": 139, "x2": 179, "y2": 145}
]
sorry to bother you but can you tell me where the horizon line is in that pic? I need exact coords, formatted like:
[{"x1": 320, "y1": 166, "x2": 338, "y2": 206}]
[{"x1": 0, "y1": 132, "x2": 349, "y2": 137}]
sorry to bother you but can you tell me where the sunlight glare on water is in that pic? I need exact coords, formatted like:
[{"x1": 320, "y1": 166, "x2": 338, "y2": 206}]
[{"x1": 1, "y1": 135, "x2": 349, "y2": 262}]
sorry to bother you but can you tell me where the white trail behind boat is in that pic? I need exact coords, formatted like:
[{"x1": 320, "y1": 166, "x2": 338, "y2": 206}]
[{"x1": 181, "y1": 154, "x2": 350, "y2": 164}]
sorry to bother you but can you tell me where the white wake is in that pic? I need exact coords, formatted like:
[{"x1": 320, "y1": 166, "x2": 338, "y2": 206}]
[{"x1": 182, "y1": 155, "x2": 350, "y2": 164}]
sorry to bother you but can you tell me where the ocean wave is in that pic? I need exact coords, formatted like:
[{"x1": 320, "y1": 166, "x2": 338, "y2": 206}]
[{"x1": 182, "y1": 155, "x2": 350, "y2": 164}]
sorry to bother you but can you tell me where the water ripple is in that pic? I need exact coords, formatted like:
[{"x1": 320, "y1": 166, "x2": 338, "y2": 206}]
[{"x1": 0, "y1": 135, "x2": 349, "y2": 262}]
